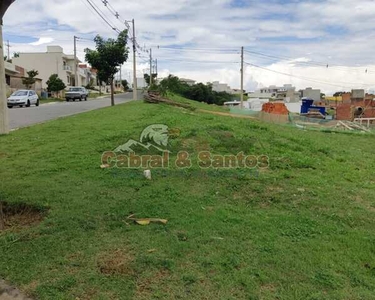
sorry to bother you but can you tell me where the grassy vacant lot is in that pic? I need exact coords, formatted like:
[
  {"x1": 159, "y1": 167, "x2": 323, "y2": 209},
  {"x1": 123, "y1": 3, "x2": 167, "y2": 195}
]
[
  {"x1": 1, "y1": 98, "x2": 375, "y2": 300},
  {"x1": 168, "y1": 92, "x2": 230, "y2": 112}
]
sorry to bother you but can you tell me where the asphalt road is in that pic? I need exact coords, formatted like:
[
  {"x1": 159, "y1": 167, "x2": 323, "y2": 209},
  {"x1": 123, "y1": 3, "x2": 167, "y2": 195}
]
[{"x1": 8, "y1": 92, "x2": 137, "y2": 130}]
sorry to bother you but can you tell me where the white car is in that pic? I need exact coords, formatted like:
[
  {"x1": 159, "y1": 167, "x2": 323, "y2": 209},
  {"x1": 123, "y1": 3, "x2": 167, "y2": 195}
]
[
  {"x1": 65, "y1": 87, "x2": 89, "y2": 102},
  {"x1": 7, "y1": 90, "x2": 39, "y2": 108}
]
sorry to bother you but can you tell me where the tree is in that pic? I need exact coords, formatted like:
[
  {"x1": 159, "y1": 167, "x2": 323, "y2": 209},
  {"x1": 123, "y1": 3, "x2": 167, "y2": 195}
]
[
  {"x1": 334, "y1": 91, "x2": 346, "y2": 97},
  {"x1": 85, "y1": 30, "x2": 129, "y2": 106},
  {"x1": 22, "y1": 69, "x2": 39, "y2": 89},
  {"x1": 156, "y1": 74, "x2": 234, "y2": 105},
  {"x1": 144, "y1": 73, "x2": 157, "y2": 86},
  {"x1": 46, "y1": 74, "x2": 66, "y2": 95},
  {"x1": 13, "y1": 52, "x2": 19, "y2": 58},
  {"x1": 121, "y1": 79, "x2": 129, "y2": 91}
]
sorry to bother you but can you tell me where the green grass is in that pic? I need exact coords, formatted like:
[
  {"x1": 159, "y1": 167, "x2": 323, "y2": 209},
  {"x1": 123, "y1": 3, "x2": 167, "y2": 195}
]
[
  {"x1": 40, "y1": 98, "x2": 64, "y2": 104},
  {"x1": 1, "y1": 97, "x2": 375, "y2": 299},
  {"x1": 88, "y1": 93, "x2": 113, "y2": 99},
  {"x1": 168, "y1": 92, "x2": 230, "y2": 112}
]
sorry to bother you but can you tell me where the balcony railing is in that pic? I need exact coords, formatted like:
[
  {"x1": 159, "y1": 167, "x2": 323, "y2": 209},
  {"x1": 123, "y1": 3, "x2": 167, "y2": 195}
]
[{"x1": 63, "y1": 65, "x2": 72, "y2": 72}]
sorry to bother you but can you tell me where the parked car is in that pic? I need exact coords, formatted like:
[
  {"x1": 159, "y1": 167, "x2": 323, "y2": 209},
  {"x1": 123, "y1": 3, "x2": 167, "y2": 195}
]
[
  {"x1": 7, "y1": 90, "x2": 39, "y2": 108},
  {"x1": 65, "y1": 87, "x2": 89, "y2": 102}
]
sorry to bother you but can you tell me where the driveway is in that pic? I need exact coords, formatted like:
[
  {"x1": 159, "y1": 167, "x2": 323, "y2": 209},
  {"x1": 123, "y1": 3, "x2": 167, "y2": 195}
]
[{"x1": 8, "y1": 93, "x2": 138, "y2": 130}]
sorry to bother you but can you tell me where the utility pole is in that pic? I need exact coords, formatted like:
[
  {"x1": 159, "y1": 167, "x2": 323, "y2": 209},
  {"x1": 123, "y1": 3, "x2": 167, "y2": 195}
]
[
  {"x1": 240, "y1": 46, "x2": 244, "y2": 109},
  {"x1": 155, "y1": 59, "x2": 158, "y2": 78},
  {"x1": 131, "y1": 19, "x2": 137, "y2": 100},
  {"x1": 0, "y1": 24, "x2": 9, "y2": 134},
  {"x1": 0, "y1": 0, "x2": 15, "y2": 135},
  {"x1": 6, "y1": 40, "x2": 10, "y2": 60},
  {"x1": 149, "y1": 48, "x2": 153, "y2": 87},
  {"x1": 74, "y1": 36, "x2": 78, "y2": 87}
]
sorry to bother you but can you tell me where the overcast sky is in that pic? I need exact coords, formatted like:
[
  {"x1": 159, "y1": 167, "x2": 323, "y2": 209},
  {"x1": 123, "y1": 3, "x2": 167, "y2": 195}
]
[{"x1": 3, "y1": 0, "x2": 375, "y2": 94}]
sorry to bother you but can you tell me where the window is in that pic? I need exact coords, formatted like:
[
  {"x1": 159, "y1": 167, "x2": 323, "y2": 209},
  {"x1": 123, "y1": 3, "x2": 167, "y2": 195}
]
[
  {"x1": 69, "y1": 88, "x2": 83, "y2": 92},
  {"x1": 12, "y1": 91, "x2": 28, "y2": 96}
]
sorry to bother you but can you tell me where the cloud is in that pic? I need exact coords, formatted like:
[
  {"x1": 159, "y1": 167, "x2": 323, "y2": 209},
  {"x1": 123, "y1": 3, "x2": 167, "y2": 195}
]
[
  {"x1": 29, "y1": 37, "x2": 54, "y2": 46},
  {"x1": 2, "y1": 0, "x2": 375, "y2": 94}
]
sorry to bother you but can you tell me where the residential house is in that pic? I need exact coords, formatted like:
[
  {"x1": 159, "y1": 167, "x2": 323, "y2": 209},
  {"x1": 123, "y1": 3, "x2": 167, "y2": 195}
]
[
  {"x1": 4, "y1": 61, "x2": 18, "y2": 95},
  {"x1": 13, "y1": 46, "x2": 87, "y2": 88},
  {"x1": 249, "y1": 84, "x2": 300, "y2": 102},
  {"x1": 180, "y1": 78, "x2": 196, "y2": 86},
  {"x1": 336, "y1": 89, "x2": 375, "y2": 120},
  {"x1": 4, "y1": 61, "x2": 42, "y2": 96},
  {"x1": 211, "y1": 81, "x2": 234, "y2": 94},
  {"x1": 301, "y1": 87, "x2": 321, "y2": 102},
  {"x1": 79, "y1": 64, "x2": 97, "y2": 87}
]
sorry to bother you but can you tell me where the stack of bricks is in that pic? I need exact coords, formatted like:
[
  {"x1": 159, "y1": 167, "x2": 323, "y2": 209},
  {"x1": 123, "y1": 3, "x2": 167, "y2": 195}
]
[{"x1": 261, "y1": 102, "x2": 289, "y2": 115}]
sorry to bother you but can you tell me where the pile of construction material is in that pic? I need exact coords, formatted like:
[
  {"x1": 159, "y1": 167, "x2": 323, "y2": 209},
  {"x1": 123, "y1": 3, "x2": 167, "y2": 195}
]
[
  {"x1": 144, "y1": 91, "x2": 194, "y2": 110},
  {"x1": 334, "y1": 121, "x2": 371, "y2": 133}
]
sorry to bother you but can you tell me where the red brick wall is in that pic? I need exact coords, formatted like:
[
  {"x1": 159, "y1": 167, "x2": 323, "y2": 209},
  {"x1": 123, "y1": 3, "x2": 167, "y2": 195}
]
[
  {"x1": 336, "y1": 100, "x2": 375, "y2": 120},
  {"x1": 336, "y1": 103, "x2": 353, "y2": 120},
  {"x1": 342, "y1": 93, "x2": 351, "y2": 103}
]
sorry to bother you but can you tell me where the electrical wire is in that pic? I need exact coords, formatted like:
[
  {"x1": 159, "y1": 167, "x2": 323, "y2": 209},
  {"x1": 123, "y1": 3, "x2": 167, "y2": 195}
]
[
  {"x1": 157, "y1": 46, "x2": 238, "y2": 53},
  {"x1": 160, "y1": 58, "x2": 239, "y2": 64},
  {"x1": 244, "y1": 61, "x2": 373, "y2": 89},
  {"x1": 84, "y1": 0, "x2": 120, "y2": 34},
  {"x1": 101, "y1": 0, "x2": 149, "y2": 53},
  {"x1": 244, "y1": 49, "x2": 375, "y2": 75}
]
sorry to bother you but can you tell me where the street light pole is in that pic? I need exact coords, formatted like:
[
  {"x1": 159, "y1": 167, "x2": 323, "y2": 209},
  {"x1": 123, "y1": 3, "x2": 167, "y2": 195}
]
[{"x1": 0, "y1": 0, "x2": 15, "y2": 135}]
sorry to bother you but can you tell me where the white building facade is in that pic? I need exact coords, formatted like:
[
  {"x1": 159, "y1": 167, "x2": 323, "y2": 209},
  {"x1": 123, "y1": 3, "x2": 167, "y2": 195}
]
[{"x1": 13, "y1": 46, "x2": 93, "y2": 88}]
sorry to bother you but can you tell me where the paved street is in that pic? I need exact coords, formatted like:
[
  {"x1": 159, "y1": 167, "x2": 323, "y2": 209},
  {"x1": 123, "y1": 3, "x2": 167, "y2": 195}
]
[{"x1": 8, "y1": 92, "x2": 137, "y2": 130}]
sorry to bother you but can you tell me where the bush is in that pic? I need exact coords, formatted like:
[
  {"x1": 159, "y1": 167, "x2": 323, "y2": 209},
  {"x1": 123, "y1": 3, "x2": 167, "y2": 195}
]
[{"x1": 156, "y1": 75, "x2": 234, "y2": 106}]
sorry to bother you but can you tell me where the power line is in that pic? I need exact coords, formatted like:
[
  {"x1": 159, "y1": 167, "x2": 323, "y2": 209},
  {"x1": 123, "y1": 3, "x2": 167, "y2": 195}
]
[
  {"x1": 84, "y1": 0, "x2": 120, "y2": 34},
  {"x1": 101, "y1": 0, "x2": 149, "y2": 53},
  {"x1": 157, "y1": 46, "x2": 238, "y2": 53},
  {"x1": 244, "y1": 61, "x2": 373, "y2": 89},
  {"x1": 155, "y1": 45, "x2": 375, "y2": 74},
  {"x1": 244, "y1": 49, "x2": 375, "y2": 75},
  {"x1": 160, "y1": 58, "x2": 239, "y2": 64}
]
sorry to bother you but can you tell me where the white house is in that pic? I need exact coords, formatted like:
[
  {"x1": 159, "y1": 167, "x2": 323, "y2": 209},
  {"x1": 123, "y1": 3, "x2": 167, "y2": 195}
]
[
  {"x1": 13, "y1": 46, "x2": 91, "y2": 88},
  {"x1": 180, "y1": 78, "x2": 196, "y2": 86},
  {"x1": 249, "y1": 84, "x2": 300, "y2": 102},
  {"x1": 211, "y1": 81, "x2": 234, "y2": 94}
]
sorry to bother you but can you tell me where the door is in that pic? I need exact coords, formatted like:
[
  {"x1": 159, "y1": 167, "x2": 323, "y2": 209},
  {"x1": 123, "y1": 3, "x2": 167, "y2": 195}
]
[
  {"x1": 33, "y1": 91, "x2": 38, "y2": 103},
  {"x1": 30, "y1": 91, "x2": 37, "y2": 104},
  {"x1": 27, "y1": 91, "x2": 33, "y2": 104}
]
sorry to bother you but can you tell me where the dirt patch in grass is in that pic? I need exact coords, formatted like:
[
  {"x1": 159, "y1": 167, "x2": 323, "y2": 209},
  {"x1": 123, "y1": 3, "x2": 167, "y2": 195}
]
[
  {"x1": 0, "y1": 280, "x2": 33, "y2": 300},
  {"x1": 97, "y1": 249, "x2": 134, "y2": 276},
  {"x1": 354, "y1": 195, "x2": 375, "y2": 212},
  {"x1": 134, "y1": 269, "x2": 171, "y2": 300},
  {"x1": 0, "y1": 202, "x2": 46, "y2": 232}
]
